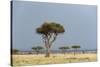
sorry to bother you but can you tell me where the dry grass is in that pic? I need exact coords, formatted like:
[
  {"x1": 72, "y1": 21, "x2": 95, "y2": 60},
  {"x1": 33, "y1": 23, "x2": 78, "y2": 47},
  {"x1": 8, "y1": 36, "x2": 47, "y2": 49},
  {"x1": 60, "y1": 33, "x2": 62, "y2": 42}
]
[{"x1": 12, "y1": 53, "x2": 97, "y2": 66}]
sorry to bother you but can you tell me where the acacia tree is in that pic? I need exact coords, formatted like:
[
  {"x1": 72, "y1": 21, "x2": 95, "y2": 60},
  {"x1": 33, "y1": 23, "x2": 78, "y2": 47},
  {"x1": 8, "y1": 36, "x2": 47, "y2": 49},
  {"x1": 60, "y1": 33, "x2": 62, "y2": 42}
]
[
  {"x1": 59, "y1": 46, "x2": 70, "y2": 55},
  {"x1": 36, "y1": 22, "x2": 65, "y2": 57},
  {"x1": 32, "y1": 46, "x2": 43, "y2": 55},
  {"x1": 72, "y1": 45, "x2": 80, "y2": 56}
]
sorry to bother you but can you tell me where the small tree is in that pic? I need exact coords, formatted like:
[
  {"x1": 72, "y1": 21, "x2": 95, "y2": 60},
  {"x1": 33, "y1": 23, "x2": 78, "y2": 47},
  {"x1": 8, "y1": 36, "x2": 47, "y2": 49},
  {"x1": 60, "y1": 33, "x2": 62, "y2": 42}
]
[
  {"x1": 12, "y1": 49, "x2": 19, "y2": 54},
  {"x1": 32, "y1": 46, "x2": 43, "y2": 55},
  {"x1": 72, "y1": 45, "x2": 80, "y2": 56},
  {"x1": 59, "y1": 46, "x2": 70, "y2": 55},
  {"x1": 36, "y1": 22, "x2": 65, "y2": 57}
]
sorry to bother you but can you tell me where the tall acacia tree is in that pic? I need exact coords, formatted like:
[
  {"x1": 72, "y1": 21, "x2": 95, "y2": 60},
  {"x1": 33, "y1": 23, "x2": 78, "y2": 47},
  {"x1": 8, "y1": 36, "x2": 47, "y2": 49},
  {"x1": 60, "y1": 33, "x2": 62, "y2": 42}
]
[{"x1": 36, "y1": 22, "x2": 65, "y2": 57}]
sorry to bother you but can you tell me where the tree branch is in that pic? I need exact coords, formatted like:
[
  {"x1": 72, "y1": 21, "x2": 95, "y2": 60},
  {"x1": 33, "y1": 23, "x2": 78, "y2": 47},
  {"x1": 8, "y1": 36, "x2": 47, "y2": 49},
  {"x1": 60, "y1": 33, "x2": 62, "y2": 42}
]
[
  {"x1": 42, "y1": 33, "x2": 58, "y2": 48},
  {"x1": 49, "y1": 33, "x2": 58, "y2": 48}
]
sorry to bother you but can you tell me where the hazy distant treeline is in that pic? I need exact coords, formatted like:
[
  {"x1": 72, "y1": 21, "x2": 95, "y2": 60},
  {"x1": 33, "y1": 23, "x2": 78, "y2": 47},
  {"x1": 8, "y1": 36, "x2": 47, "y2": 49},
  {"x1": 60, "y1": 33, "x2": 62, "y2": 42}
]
[{"x1": 12, "y1": 49, "x2": 97, "y2": 55}]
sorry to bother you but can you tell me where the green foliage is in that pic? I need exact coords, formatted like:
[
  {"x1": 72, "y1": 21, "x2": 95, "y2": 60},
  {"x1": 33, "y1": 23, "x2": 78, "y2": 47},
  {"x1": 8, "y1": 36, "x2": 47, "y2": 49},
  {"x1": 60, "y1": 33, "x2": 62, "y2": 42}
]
[
  {"x1": 32, "y1": 46, "x2": 43, "y2": 50},
  {"x1": 59, "y1": 46, "x2": 70, "y2": 50},
  {"x1": 36, "y1": 22, "x2": 65, "y2": 34},
  {"x1": 72, "y1": 45, "x2": 80, "y2": 49}
]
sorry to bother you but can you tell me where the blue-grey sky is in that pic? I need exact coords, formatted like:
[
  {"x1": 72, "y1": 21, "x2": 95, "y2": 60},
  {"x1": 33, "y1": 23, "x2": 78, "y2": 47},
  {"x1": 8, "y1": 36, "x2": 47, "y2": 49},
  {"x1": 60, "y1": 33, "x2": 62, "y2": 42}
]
[{"x1": 12, "y1": 1, "x2": 97, "y2": 51}]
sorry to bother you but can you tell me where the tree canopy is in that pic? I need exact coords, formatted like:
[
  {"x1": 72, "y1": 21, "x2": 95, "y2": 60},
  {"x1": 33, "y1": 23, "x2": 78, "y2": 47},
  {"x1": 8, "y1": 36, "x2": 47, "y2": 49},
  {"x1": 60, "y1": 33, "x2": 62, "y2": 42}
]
[
  {"x1": 36, "y1": 22, "x2": 65, "y2": 34},
  {"x1": 32, "y1": 46, "x2": 43, "y2": 51},
  {"x1": 72, "y1": 45, "x2": 80, "y2": 49},
  {"x1": 59, "y1": 46, "x2": 70, "y2": 50}
]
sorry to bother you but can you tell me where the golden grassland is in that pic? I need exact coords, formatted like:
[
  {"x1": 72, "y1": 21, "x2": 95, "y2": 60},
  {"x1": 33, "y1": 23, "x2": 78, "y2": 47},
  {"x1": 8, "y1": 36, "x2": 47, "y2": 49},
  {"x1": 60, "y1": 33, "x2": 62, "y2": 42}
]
[{"x1": 12, "y1": 53, "x2": 97, "y2": 66}]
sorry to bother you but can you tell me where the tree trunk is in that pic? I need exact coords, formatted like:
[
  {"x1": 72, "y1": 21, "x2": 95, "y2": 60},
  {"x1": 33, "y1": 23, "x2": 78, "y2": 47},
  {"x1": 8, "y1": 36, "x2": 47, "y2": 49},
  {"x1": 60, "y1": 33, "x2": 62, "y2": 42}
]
[
  {"x1": 74, "y1": 51, "x2": 75, "y2": 56},
  {"x1": 73, "y1": 49, "x2": 75, "y2": 56},
  {"x1": 36, "y1": 51, "x2": 39, "y2": 55},
  {"x1": 44, "y1": 38, "x2": 51, "y2": 57},
  {"x1": 45, "y1": 47, "x2": 50, "y2": 57},
  {"x1": 62, "y1": 50, "x2": 65, "y2": 55},
  {"x1": 74, "y1": 49, "x2": 77, "y2": 56}
]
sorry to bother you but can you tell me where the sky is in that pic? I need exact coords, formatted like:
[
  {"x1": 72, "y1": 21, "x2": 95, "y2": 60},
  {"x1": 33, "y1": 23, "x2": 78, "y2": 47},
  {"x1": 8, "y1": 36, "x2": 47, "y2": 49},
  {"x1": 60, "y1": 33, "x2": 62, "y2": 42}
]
[{"x1": 12, "y1": 1, "x2": 97, "y2": 51}]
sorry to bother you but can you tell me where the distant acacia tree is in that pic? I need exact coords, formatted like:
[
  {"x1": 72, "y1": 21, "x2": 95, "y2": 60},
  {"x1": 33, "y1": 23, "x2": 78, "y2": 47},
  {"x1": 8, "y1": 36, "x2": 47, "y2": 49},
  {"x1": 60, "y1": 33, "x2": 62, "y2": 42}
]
[
  {"x1": 12, "y1": 49, "x2": 19, "y2": 54},
  {"x1": 72, "y1": 45, "x2": 80, "y2": 56},
  {"x1": 36, "y1": 22, "x2": 65, "y2": 57},
  {"x1": 32, "y1": 46, "x2": 43, "y2": 55},
  {"x1": 59, "y1": 46, "x2": 70, "y2": 55}
]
